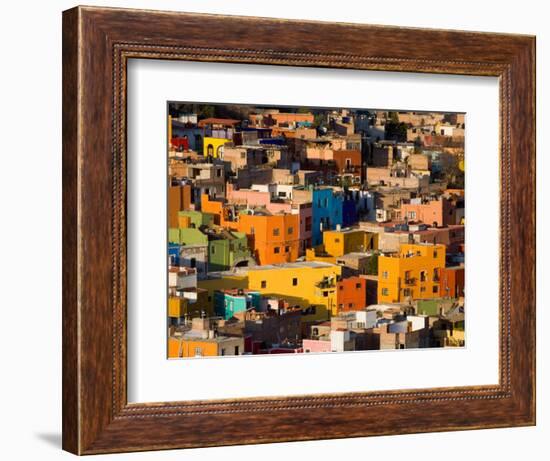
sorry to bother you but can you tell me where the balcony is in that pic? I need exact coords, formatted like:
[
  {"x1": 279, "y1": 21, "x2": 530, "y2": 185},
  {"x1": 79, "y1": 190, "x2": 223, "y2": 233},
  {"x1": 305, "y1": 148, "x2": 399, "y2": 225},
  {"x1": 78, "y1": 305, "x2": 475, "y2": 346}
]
[{"x1": 315, "y1": 279, "x2": 337, "y2": 289}]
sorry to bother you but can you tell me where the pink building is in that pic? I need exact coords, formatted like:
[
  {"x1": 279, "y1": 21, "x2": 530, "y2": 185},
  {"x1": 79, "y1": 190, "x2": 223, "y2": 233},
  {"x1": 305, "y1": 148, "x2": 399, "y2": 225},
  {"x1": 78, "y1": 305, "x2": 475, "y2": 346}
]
[
  {"x1": 302, "y1": 339, "x2": 332, "y2": 353},
  {"x1": 400, "y1": 197, "x2": 455, "y2": 227},
  {"x1": 226, "y1": 183, "x2": 271, "y2": 208}
]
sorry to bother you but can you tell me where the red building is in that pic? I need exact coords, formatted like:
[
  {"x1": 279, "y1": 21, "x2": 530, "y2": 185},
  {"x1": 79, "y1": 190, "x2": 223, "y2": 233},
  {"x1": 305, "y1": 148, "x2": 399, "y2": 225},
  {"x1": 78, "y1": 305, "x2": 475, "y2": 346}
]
[
  {"x1": 333, "y1": 150, "x2": 362, "y2": 176},
  {"x1": 439, "y1": 266, "x2": 465, "y2": 298},
  {"x1": 336, "y1": 276, "x2": 367, "y2": 312},
  {"x1": 171, "y1": 137, "x2": 189, "y2": 150}
]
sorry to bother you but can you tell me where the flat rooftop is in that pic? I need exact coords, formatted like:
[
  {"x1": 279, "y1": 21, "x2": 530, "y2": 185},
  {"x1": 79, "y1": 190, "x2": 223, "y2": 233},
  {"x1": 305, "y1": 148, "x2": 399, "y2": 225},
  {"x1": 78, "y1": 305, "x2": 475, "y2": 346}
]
[{"x1": 247, "y1": 261, "x2": 336, "y2": 271}]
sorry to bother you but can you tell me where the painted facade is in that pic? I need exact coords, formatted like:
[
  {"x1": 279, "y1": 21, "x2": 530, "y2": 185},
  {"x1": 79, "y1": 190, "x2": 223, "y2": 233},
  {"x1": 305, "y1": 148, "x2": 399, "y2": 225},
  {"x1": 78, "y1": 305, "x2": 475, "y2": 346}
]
[
  {"x1": 247, "y1": 261, "x2": 342, "y2": 320},
  {"x1": 377, "y1": 243, "x2": 446, "y2": 303}
]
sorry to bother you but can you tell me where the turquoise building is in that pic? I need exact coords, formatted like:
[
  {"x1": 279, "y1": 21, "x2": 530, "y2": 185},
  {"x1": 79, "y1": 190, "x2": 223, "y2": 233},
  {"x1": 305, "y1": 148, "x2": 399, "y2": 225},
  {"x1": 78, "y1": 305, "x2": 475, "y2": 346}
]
[{"x1": 214, "y1": 289, "x2": 263, "y2": 320}]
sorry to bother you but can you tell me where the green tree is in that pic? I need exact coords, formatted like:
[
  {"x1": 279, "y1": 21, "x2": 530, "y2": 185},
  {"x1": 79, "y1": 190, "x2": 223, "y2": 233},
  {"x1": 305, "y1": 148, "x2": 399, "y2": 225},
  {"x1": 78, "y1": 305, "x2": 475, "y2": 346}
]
[
  {"x1": 313, "y1": 113, "x2": 326, "y2": 129},
  {"x1": 366, "y1": 253, "x2": 379, "y2": 275},
  {"x1": 388, "y1": 111, "x2": 399, "y2": 124},
  {"x1": 198, "y1": 105, "x2": 215, "y2": 119},
  {"x1": 385, "y1": 120, "x2": 407, "y2": 142}
]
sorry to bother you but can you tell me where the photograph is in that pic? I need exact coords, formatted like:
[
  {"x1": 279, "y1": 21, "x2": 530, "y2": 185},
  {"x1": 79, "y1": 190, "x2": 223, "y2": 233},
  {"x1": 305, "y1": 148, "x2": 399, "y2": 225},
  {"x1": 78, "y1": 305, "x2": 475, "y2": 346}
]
[{"x1": 167, "y1": 103, "x2": 466, "y2": 358}]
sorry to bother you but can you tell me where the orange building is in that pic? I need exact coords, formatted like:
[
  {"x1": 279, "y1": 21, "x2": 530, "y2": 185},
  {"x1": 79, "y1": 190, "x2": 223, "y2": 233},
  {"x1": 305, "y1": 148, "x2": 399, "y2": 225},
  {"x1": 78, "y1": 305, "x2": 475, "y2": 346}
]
[
  {"x1": 168, "y1": 184, "x2": 192, "y2": 228},
  {"x1": 238, "y1": 212, "x2": 300, "y2": 265},
  {"x1": 168, "y1": 335, "x2": 243, "y2": 358},
  {"x1": 201, "y1": 194, "x2": 300, "y2": 265},
  {"x1": 336, "y1": 276, "x2": 367, "y2": 312},
  {"x1": 378, "y1": 243, "x2": 446, "y2": 303},
  {"x1": 200, "y1": 194, "x2": 224, "y2": 225},
  {"x1": 250, "y1": 111, "x2": 314, "y2": 128},
  {"x1": 439, "y1": 266, "x2": 465, "y2": 298}
]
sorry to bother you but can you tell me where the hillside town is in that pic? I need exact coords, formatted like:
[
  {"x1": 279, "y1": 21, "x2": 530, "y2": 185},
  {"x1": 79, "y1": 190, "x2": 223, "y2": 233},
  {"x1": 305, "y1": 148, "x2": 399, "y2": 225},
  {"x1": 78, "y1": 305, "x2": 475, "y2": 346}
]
[{"x1": 167, "y1": 104, "x2": 465, "y2": 358}]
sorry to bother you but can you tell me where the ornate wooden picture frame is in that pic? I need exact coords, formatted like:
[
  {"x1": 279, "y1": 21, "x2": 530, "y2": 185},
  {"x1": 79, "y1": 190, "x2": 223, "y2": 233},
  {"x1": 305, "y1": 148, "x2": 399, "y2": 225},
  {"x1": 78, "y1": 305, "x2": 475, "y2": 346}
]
[{"x1": 62, "y1": 5, "x2": 535, "y2": 455}]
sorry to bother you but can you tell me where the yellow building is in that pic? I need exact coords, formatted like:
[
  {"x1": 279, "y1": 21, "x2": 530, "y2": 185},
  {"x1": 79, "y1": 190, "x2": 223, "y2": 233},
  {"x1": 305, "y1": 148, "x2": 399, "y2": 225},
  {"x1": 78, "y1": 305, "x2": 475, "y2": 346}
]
[
  {"x1": 378, "y1": 243, "x2": 446, "y2": 303},
  {"x1": 246, "y1": 261, "x2": 342, "y2": 320},
  {"x1": 168, "y1": 289, "x2": 211, "y2": 319},
  {"x1": 168, "y1": 335, "x2": 243, "y2": 358},
  {"x1": 306, "y1": 228, "x2": 378, "y2": 263},
  {"x1": 197, "y1": 272, "x2": 248, "y2": 311},
  {"x1": 168, "y1": 296, "x2": 187, "y2": 318},
  {"x1": 203, "y1": 137, "x2": 230, "y2": 158}
]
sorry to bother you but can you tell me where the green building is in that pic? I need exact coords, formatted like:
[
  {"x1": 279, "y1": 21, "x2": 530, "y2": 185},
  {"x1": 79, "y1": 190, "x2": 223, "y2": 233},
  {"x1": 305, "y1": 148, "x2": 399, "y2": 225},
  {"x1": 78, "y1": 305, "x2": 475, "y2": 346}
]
[
  {"x1": 168, "y1": 227, "x2": 208, "y2": 245},
  {"x1": 208, "y1": 231, "x2": 255, "y2": 272},
  {"x1": 178, "y1": 210, "x2": 215, "y2": 229}
]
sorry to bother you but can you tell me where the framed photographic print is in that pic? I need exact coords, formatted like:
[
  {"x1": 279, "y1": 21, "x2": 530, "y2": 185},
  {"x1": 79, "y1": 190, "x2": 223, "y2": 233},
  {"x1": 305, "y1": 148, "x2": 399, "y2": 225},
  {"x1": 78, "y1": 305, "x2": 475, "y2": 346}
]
[{"x1": 62, "y1": 6, "x2": 536, "y2": 455}]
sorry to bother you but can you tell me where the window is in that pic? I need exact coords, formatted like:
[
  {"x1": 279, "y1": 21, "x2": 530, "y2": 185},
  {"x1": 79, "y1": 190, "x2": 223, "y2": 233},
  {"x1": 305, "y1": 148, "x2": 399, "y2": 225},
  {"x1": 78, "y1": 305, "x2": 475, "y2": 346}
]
[
  {"x1": 216, "y1": 168, "x2": 222, "y2": 177},
  {"x1": 194, "y1": 347, "x2": 202, "y2": 357},
  {"x1": 190, "y1": 257, "x2": 196, "y2": 268},
  {"x1": 355, "y1": 283, "x2": 361, "y2": 289},
  {"x1": 273, "y1": 228, "x2": 280, "y2": 236},
  {"x1": 221, "y1": 348, "x2": 225, "y2": 356},
  {"x1": 288, "y1": 226, "x2": 294, "y2": 234},
  {"x1": 339, "y1": 285, "x2": 344, "y2": 290},
  {"x1": 420, "y1": 271, "x2": 427, "y2": 282},
  {"x1": 433, "y1": 250, "x2": 438, "y2": 258},
  {"x1": 403, "y1": 288, "x2": 411, "y2": 297},
  {"x1": 381, "y1": 288, "x2": 389, "y2": 296},
  {"x1": 261, "y1": 280, "x2": 267, "y2": 289},
  {"x1": 274, "y1": 246, "x2": 280, "y2": 254},
  {"x1": 420, "y1": 287, "x2": 426, "y2": 292},
  {"x1": 292, "y1": 278, "x2": 298, "y2": 286},
  {"x1": 348, "y1": 303, "x2": 353, "y2": 308},
  {"x1": 323, "y1": 291, "x2": 329, "y2": 297},
  {"x1": 433, "y1": 285, "x2": 439, "y2": 294},
  {"x1": 240, "y1": 152, "x2": 246, "y2": 159},
  {"x1": 408, "y1": 211, "x2": 416, "y2": 220},
  {"x1": 285, "y1": 246, "x2": 290, "y2": 253},
  {"x1": 211, "y1": 246, "x2": 215, "y2": 254},
  {"x1": 334, "y1": 238, "x2": 340, "y2": 243},
  {"x1": 382, "y1": 271, "x2": 389, "y2": 279}
]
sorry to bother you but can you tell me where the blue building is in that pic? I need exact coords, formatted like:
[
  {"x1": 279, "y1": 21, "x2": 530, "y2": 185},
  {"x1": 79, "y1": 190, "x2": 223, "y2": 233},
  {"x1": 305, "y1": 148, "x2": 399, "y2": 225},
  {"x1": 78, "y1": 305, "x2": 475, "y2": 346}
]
[
  {"x1": 168, "y1": 243, "x2": 181, "y2": 266},
  {"x1": 311, "y1": 187, "x2": 344, "y2": 246},
  {"x1": 342, "y1": 196, "x2": 359, "y2": 227},
  {"x1": 214, "y1": 289, "x2": 263, "y2": 320}
]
